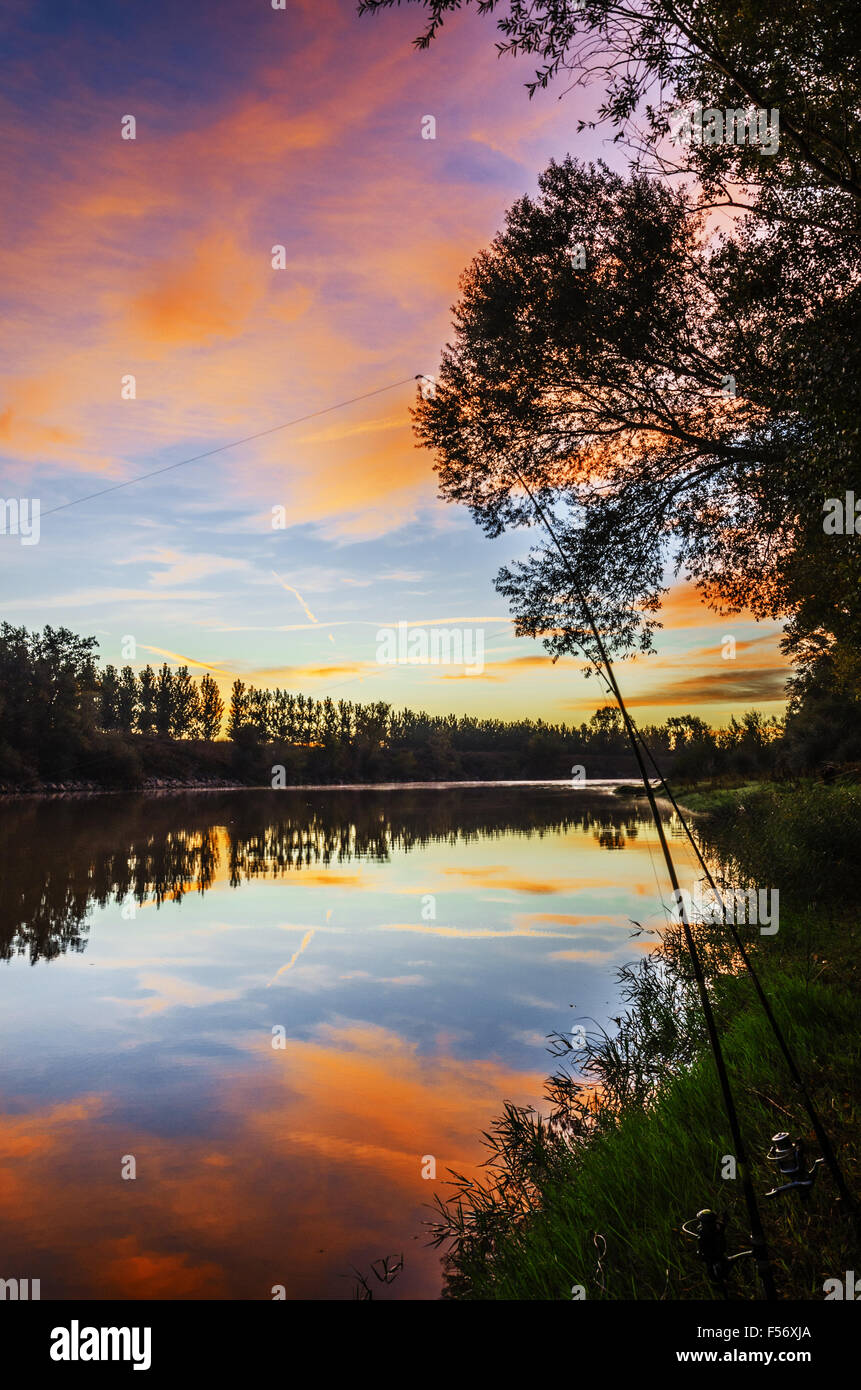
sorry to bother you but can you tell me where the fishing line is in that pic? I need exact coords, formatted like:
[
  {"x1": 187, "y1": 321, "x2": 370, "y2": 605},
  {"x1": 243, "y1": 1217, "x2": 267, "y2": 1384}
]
[
  {"x1": 508, "y1": 462, "x2": 779, "y2": 1300},
  {"x1": 551, "y1": 547, "x2": 854, "y2": 1223},
  {"x1": 38, "y1": 376, "x2": 419, "y2": 519},
  {"x1": 631, "y1": 732, "x2": 860, "y2": 1233},
  {"x1": 538, "y1": 487, "x2": 857, "y2": 1226}
]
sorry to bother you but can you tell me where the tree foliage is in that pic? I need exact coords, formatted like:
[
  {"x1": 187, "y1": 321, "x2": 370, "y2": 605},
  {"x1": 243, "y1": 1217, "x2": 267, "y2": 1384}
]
[
  {"x1": 360, "y1": 0, "x2": 861, "y2": 729},
  {"x1": 410, "y1": 157, "x2": 858, "y2": 680}
]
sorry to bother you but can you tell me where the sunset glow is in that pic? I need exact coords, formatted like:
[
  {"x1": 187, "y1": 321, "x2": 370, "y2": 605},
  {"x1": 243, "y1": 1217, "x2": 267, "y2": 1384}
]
[{"x1": 0, "y1": 0, "x2": 786, "y2": 726}]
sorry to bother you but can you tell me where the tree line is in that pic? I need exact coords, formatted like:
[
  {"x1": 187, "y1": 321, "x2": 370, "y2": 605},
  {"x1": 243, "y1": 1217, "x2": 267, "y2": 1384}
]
[
  {"x1": 0, "y1": 620, "x2": 849, "y2": 787},
  {"x1": 0, "y1": 621, "x2": 770, "y2": 751},
  {"x1": 99, "y1": 662, "x2": 224, "y2": 739}
]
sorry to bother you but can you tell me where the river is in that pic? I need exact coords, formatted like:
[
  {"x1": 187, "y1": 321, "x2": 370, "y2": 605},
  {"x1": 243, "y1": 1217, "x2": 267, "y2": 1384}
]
[{"x1": 0, "y1": 782, "x2": 697, "y2": 1298}]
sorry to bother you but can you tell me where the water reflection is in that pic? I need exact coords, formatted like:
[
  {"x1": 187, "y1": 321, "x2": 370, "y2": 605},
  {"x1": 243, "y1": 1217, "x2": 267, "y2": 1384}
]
[
  {"x1": 0, "y1": 786, "x2": 644, "y2": 963},
  {"x1": 0, "y1": 785, "x2": 687, "y2": 1299}
]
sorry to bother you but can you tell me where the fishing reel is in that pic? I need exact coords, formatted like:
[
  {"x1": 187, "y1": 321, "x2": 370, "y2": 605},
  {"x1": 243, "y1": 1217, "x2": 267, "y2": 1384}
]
[
  {"x1": 765, "y1": 1131, "x2": 824, "y2": 1200},
  {"x1": 682, "y1": 1208, "x2": 753, "y2": 1288}
]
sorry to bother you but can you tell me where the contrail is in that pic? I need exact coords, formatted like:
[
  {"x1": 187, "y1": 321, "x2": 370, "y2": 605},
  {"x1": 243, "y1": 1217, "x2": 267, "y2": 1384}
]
[
  {"x1": 272, "y1": 571, "x2": 335, "y2": 642},
  {"x1": 271, "y1": 571, "x2": 318, "y2": 624},
  {"x1": 140, "y1": 644, "x2": 232, "y2": 675},
  {"x1": 266, "y1": 928, "x2": 315, "y2": 986}
]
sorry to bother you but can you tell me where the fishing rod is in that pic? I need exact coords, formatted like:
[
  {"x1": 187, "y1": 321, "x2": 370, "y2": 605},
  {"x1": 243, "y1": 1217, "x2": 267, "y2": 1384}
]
[
  {"x1": 525, "y1": 484, "x2": 859, "y2": 1232},
  {"x1": 630, "y1": 729, "x2": 860, "y2": 1236},
  {"x1": 551, "y1": 585, "x2": 858, "y2": 1230},
  {"x1": 507, "y1": 463, "x2": 779, "y2": 1300}
]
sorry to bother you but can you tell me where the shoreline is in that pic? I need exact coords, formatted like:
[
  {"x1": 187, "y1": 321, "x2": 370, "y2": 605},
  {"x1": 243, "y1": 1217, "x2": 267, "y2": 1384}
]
[{"x1": 0, "y1": 776, "x2": 628, "y2": 801}]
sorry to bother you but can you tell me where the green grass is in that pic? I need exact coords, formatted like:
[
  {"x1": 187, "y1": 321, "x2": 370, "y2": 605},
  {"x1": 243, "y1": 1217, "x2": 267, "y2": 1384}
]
[
  {"x1": 435, "y1": 782, "x2": 861, "y2": 1299},
  {"x1": 670, "y1": 781, "x2": 766, "y2": 815}
]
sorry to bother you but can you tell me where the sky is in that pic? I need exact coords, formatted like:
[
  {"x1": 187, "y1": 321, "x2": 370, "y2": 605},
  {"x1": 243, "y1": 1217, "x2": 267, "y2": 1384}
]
[{"x1": 0, "y1": 0, "x2": 789, "y2": 726}]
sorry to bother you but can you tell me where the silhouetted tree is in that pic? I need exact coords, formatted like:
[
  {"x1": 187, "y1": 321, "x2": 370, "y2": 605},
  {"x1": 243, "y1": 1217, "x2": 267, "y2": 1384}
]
[
  {"x1": 116, "y1": 666, "x2": 139, "y2": 734},
  {"x1": 137, "y1": 666, "x2": 157, "y2": 734},
  {"x1": 171, "y1": 666, "x2": 200, "y2": 738},
  {"x1": 198, "y1": 673, "x2": 225, "y2": 740},
  {"x1": 248, "y1": 686, "x2": 272, "y2": 740},
  {"x1": 0, "y1": 623, "x2": 98, "y2": 779},
  {"x1": 154, "y1": 664, "x2": 174, "y2": 737},
  {"x1": 227, "y1": 679, "x2": 249, "y2": 739},
  {"x1": 99, "y1": 665, "x2": 120, "y2": 731},
  {"x1": 359, "y1": 1, "x2": 861, "y2": 211},
  {"x1": 269, "y1": 689, "x2": 294, "y2": 742},
  {"x1": 362, "y1": 0, "x2": 861, "y2": 734},
  {"x1": 399, "y1": 156, "x2": 858, "y2": 699}
]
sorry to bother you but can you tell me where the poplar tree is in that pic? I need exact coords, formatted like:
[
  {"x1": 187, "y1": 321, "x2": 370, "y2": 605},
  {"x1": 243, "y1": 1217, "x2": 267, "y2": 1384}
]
[
  {"x1": 116, "y1": 666, "x2": 139, "y2": 734},
  {"x1": 99, "y1": 665, "x2": 120, "y2": 731},
  {"x1": 171, "y1": 666, "x2": 200, "y2": 738},
  {"x1": 137, "y1": 666, "x2": 157, "y2": 734},
  {"x1": 154, "y1": 664, "x2": 174, "y2": 737},
  {"x1": 227, "y1": 679, "x2": 249, "y2": 740},
  {"x1": 198, "y1": 673, "x2": 225, "y2": 740}
]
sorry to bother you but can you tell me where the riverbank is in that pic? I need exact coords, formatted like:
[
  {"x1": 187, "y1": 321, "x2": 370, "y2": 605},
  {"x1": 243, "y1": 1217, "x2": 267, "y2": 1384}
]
[
  {"x1": 0, "y1": 729, "x2": 662, "y2": 797},
  {"x1": 435, "y1": 780, "x2": 861, "y2": 1300},
  {"x1": 0, "y1": 775, "x2": 628, "y2": 800}
]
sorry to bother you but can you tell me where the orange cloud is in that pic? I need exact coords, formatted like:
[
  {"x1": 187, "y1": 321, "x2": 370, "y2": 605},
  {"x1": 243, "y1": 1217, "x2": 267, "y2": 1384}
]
[
  {"x1": 0, "y1": 375, "x2": 84, "y2": 463},
  {"x1": 0, "y1": 1023, "x2": 544, "y2": 1298},
  {"x1": 657, "y1": 581, "x2": 760, "y2": 628},
  {"x1": 126, "y1": 233, "x2": 264, "y2": 349},
  {"x1": 623, "y1": 667, "x2": 789, "y2": 707},
  {"x1": 138, "y1": 645, "x2": 233, "y2": 675}
]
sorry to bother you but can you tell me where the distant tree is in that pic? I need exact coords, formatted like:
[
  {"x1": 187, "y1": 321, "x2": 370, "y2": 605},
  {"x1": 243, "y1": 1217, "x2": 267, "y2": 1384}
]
[
  {"x1": 666, "y1": 715, "x2": 712, "y2": 749},
  {"x1": 198, "y1": 673, "x2": 225, "y2": 740},
  {"x1": 171, "y1": 666, "x2": 201, "y2": 738},
  {"x1": 115, "y1": 666, "x2": 139, "y2": 734},
  {"x1": 306, "y1": 697, "x2": 323, "y2": 746},
  {"x1": 2, "y1": 623, "x2": 97, "y2": 746},
  {"x1": 99, "y1": 665, "x2": 120, "y2": 731},
  {"x1": 337, "y1": 700, "x2": 354, "y2": 746},
  {"x1": 0, "y1": 622, "x2": 97, "y2": 778},
  {"x1": 590, "y1": 706, "x2": 622, "y2": 735},
  {"x1": 0, "y1": 624, "x2": 31, "y2": 751},
  {"x1": 292, "y1": 693, "x2": 308, "y2": 744},
  {"x1": 588, "y1": 706, "x2": 625, "y2": 751},
  {"x1": 248, "y1": 686, "x2": 272, "y2": 741},
  {"x1": 137, "y1": 666, "x2": 157, "y2": 734},
  {"x1": 269, "y1": 689, "x2": 295, "y2": 742},
  {"x1": 35, "y1": 626, "x2": 99, "y2": 739},
  {"x1": 354, "y1": 701, "x2": 391, "y2": 754},
  {"x1": 285, "y1": 691, "x2": 298, "y2": 742},
  {"x1": 227, "y1": 679, "x2": 249, "y2": 740},
  {"x1": 320, "y1": 696, "x2": 338, "y2": 748},
  {"x1": 154, "y1": 664, "x2": 174, "y2": 737}
]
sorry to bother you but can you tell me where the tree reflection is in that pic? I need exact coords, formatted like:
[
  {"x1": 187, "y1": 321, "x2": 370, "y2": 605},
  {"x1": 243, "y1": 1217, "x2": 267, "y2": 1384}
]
[{"x1": 0, "y1": 788, "x2": 656, "y2": 963}]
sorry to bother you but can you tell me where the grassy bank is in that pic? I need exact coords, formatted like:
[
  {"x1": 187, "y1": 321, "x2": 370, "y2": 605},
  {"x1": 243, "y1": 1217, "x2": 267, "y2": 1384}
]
[{"x1": 435, "y1": 782, "x2": 861, "y2": 1299}]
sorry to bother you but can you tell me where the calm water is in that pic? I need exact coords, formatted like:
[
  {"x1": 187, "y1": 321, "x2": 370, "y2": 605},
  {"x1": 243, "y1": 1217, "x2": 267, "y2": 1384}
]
[{"x1": 0, "y1": 784, "x2": 696, "y2": 1299}]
